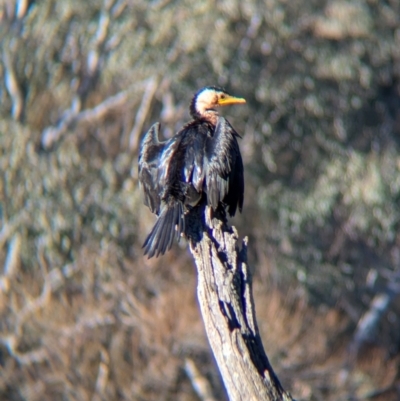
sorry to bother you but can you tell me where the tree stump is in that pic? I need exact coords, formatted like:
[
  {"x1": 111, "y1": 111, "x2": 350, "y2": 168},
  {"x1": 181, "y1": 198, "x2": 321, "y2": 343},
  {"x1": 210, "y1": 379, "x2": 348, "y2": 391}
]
[{"x1": 186, "y1": 204, "x2": 295, "y2": 401}]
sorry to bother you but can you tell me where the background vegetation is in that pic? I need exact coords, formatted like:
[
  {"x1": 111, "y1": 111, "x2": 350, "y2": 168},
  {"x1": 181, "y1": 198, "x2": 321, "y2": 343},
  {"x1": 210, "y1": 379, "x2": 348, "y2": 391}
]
[{"x1": 1, "y1": 0, "x2": 399, "y2": 400}]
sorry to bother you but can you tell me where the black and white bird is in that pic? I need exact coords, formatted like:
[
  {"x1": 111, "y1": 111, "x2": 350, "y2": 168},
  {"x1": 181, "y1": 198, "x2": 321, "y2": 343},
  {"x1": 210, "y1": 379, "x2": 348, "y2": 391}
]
[{"x1": 138, "y1": 86, "x2": 246, "y2": 258}]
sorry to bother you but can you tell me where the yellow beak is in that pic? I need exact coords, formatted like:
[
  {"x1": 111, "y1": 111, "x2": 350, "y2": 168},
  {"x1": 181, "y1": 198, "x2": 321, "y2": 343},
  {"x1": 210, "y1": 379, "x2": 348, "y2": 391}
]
[{"x1": 217, "y1": 95, "x2": 246, "y2": 106}]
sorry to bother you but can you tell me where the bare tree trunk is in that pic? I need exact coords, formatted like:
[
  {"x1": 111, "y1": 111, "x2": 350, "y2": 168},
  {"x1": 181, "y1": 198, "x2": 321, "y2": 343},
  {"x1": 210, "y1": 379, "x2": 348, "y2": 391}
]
[{"x1": 186, "y1": 204, "x2": 295, "y2": 401}]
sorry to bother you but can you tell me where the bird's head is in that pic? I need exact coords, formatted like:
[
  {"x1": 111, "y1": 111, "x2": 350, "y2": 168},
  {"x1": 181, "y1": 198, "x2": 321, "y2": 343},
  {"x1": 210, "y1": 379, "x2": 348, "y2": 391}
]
[{"x1": 190, "y1": 86, "x2": 246, "y2": 122}]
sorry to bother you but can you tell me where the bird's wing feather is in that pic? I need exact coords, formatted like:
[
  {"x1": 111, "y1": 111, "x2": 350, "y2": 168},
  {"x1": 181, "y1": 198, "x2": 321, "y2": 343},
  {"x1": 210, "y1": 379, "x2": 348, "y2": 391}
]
[
  {"x1": 181, "y1": 124, "x2": 206, "y2": 191},
  {"x1": 204, "y1": 117, "x2": 244, "y2": 215},
  {"x1": 158, "y1": 133, "x2": 184, "y2": 191},
  {"x1": 182, "y1": 128, "x2": 196, "y2": 183},
  {"x1": 158, "y1": 122, "x2": 206, "y2": 192},
  {"x1": 138, "y1": 123, "x2": 164, "y2": 214}
]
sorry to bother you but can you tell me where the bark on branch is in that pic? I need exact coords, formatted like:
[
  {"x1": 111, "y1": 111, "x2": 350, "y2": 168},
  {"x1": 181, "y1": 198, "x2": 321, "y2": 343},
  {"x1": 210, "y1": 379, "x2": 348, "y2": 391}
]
[{"x1": 186, "y1": 204, "x2": 295, "y2": 401}]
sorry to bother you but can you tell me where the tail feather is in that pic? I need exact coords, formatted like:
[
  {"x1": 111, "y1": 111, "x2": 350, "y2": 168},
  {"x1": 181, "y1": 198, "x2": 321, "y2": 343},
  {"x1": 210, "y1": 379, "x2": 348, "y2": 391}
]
[{"x1": 143, "y1": 201, "x2": 185, "y2": 258}]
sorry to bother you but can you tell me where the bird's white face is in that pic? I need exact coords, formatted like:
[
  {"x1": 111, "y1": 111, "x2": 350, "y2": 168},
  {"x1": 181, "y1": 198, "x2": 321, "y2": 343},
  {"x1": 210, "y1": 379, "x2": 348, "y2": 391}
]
[
  {"x1": 192, "y1": 87, "x2": 246, "y2": 123},
  {"x1": 194, "y1": 88, "x2": 220, "y2": 115}
]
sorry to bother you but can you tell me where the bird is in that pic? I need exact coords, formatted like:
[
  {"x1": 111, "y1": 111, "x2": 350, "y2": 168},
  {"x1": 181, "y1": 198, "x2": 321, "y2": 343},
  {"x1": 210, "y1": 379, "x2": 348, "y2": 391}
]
[{"x1": 138, "y1": 86, "x2": 246, "y2": 258}]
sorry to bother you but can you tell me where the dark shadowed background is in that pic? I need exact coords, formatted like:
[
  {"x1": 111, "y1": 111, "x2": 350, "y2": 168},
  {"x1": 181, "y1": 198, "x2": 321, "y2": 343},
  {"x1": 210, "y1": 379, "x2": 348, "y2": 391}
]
[{"x1": 1, "y1": 1, "x2": 400, "y2": 400}]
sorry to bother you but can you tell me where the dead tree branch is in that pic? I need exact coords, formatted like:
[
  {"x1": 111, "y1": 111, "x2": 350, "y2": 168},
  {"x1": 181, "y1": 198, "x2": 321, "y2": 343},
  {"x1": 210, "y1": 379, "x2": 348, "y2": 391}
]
[
  {"x1": 128, "y1": 76, "x2": 159, "y2": 152},
  {"x1": 40, "y1": 0, "x2": 116, "y2": 149},
  {"x1": 3, "y1": 48, "x2": 24, "y2": 120},
  {"x1": 184, "y1": 357, "x2": 217, "y2": 401},
  {"x1": 41, "y1": 88, "x2": 131, "y2": 149},
  {"x1": 0, "y1": 233, "x2": 21, "y2": 294},
  {"x1": 186, "y1": 204, "x2": 294, "y2": 401},
  {"x1": 349, "y1": 274, "x2": 400, "y2": 358}
]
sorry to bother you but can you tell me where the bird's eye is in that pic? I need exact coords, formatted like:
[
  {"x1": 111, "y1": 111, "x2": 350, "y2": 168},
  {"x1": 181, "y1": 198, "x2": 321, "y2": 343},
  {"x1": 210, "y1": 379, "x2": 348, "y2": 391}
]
[{"x1": 220, "y1": 94, "x2": 225, "y2": 99}]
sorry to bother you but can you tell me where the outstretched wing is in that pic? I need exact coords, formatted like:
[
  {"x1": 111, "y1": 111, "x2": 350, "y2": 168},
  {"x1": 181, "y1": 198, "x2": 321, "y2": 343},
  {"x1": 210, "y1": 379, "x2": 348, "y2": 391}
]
[
  {"x1": 204, "y1": 117, "x2": 244, "y2": 216},
  {"x1": 138, "y1": 123, "x2": 164, "y2": 214},
  {"x1": 158, "y1": 133, "x2": 184, "y2": 193},
  {"x1": 181, "y1": 123, "x2": 208, "y2": 192},
  {"x1": 159, "y1": 123, "x2": 206, "y2": 200}
]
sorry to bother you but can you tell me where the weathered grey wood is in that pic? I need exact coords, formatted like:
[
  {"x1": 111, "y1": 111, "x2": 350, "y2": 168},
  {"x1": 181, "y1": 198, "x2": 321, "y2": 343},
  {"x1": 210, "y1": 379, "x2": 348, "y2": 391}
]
[{"x1": 186, "y1": 204, "x2": 295, "y2": 401}]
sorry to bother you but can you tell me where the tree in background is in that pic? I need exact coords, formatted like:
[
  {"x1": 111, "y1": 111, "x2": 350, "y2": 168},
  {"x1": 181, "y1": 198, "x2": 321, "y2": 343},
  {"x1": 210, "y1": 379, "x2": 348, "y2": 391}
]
[{"x1": 0, "y1": 1, "x2": 399, "y2": 400}]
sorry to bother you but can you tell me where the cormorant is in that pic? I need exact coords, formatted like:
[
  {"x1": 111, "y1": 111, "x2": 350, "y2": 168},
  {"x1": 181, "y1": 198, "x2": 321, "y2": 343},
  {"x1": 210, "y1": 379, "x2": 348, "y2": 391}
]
[{"x1": 138, "y1": 86, "x2": 246, "y2": 258}]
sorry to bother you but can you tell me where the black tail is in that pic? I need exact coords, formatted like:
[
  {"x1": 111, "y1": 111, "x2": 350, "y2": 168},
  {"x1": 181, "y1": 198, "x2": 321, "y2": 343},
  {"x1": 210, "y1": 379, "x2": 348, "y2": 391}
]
[{"x1": 143, "y1": 201, "x2": 185, "y2": 258}]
